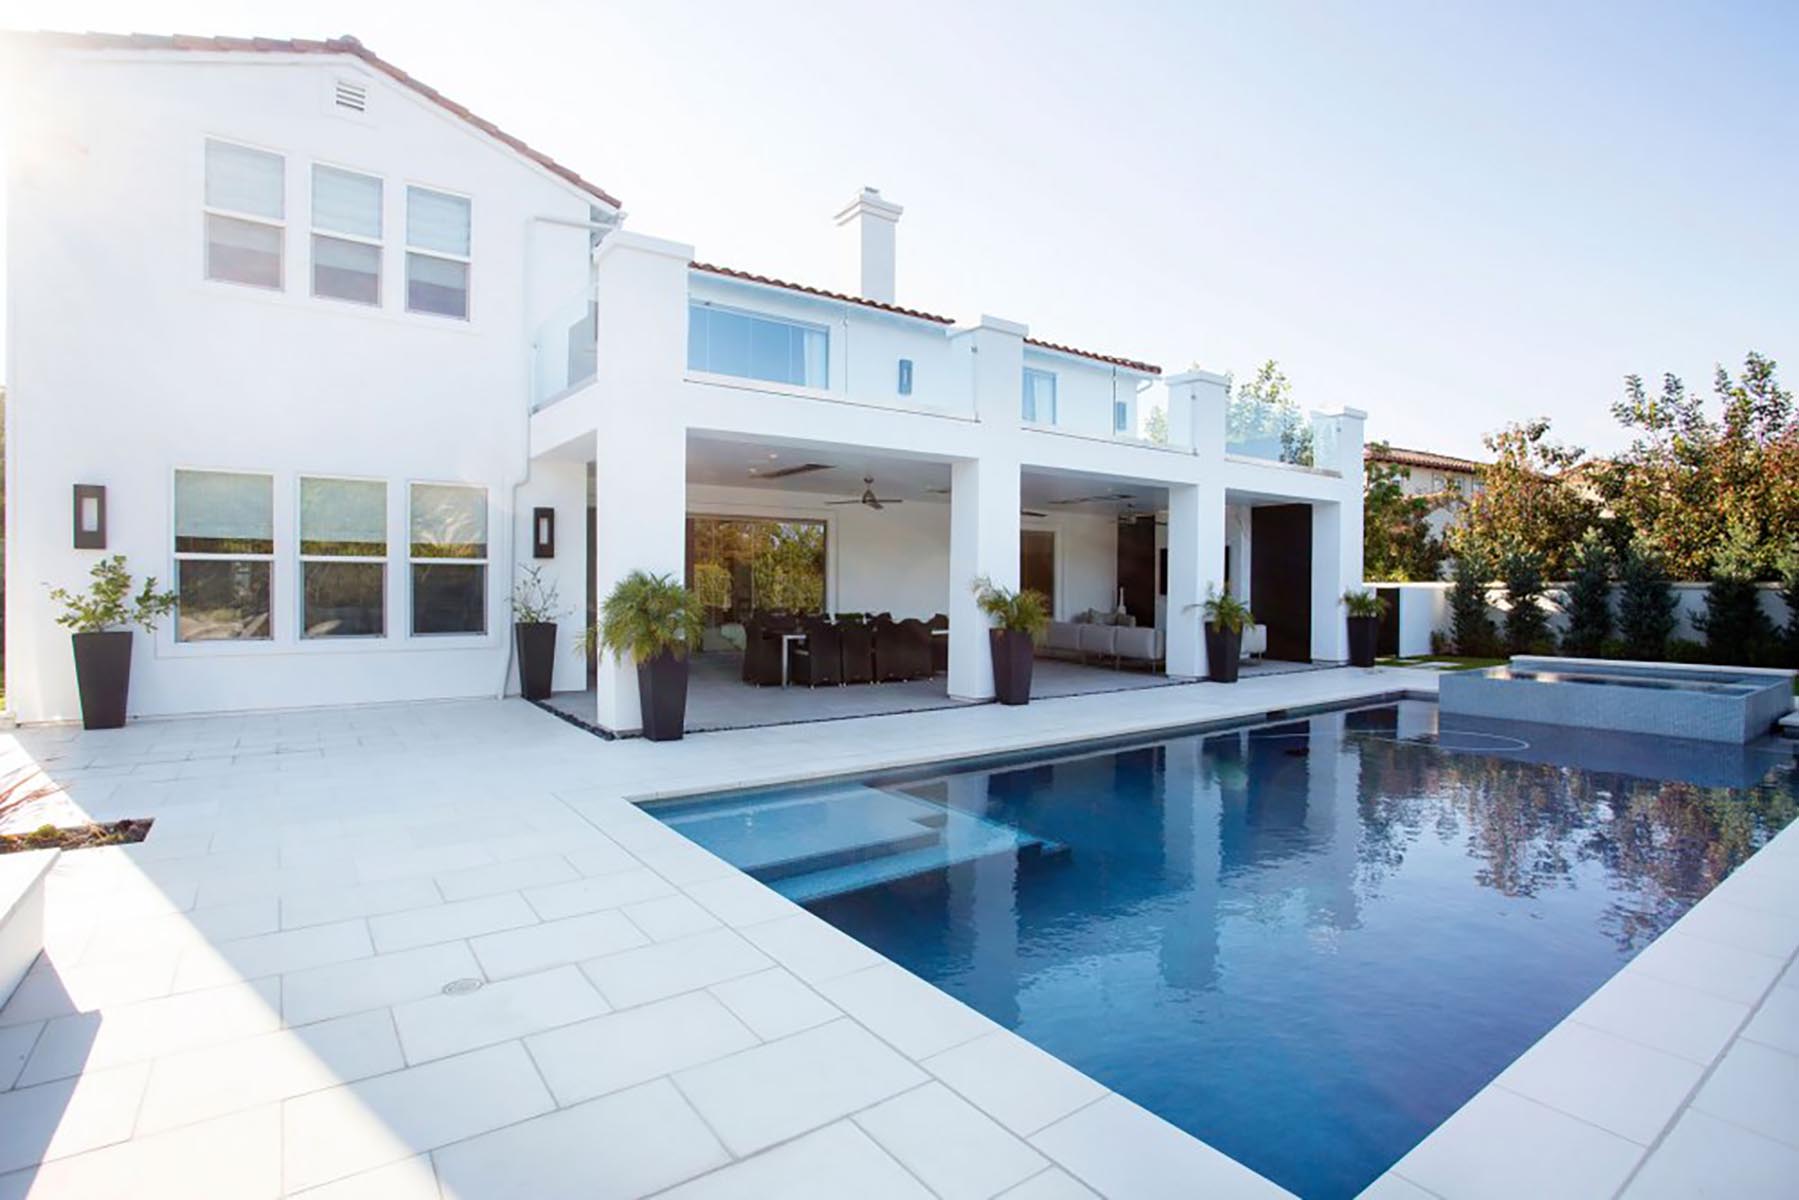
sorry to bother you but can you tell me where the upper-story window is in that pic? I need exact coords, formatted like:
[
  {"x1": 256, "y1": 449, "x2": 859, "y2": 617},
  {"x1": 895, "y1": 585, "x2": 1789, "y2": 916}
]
[
  {"x1": 406, "y1": 186, "x2": 471, "y2": 319},
  {"x1": 687, "y1": 302, "x2": 828, "y2": 389},
  {"x1": 1113, "y1": 399, "x2": 1130, "y2": 434},
  {"x1": 1022, "y1": 368, "x2": 1058, "y2": 424},
  {"x1": 204, "y1": 139, "x2": 285, "y2": 289},
  {"x1": 312, "y1": 166, "x2": 383, "y2": 305}
]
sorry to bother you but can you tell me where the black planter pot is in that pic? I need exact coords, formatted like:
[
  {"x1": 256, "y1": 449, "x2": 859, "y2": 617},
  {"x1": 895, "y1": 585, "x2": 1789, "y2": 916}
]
[
  {"x1": 1346, "y1": 615, "x2": 1379, "y2": 668},
  {"x1": 636, "y1": 649, "x2": 690, "y2": 742},
  {"x1": 1205, "y1": 624, "x2": 1242, "y2": 683},
  {"x1": 990, "y1": 629, "x2": 1036, "y2": 706},
  {"x1": 515, "y1": 622, "x2": 558, "y2": 701},
  {"x1": 71, "y1": 630, "x2": 133, "y2": 730}
]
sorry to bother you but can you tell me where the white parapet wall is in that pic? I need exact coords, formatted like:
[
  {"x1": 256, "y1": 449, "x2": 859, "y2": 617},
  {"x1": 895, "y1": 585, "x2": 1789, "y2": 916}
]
[{"x1": 0, "y1": 849, "x2": 55, "y2": 1008}]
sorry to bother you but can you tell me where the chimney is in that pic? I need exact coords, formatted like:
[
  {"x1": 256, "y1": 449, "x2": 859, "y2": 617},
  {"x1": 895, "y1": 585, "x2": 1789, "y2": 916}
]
[{"x1": 834, "y1": 187, "x2": 903, "y2": 304}]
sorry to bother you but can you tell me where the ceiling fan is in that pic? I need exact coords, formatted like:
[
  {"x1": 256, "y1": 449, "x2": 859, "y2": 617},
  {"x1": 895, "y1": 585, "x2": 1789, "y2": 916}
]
[
  {"x1": 1047, "y1": 491, "x2": 1136, "y2": 506},
  {"x1": 827, "y1": 477, "x2": 905, "y2": 511},
  {"x1": 919, "y1": 487, "x2": 1044, "y2": 518}
]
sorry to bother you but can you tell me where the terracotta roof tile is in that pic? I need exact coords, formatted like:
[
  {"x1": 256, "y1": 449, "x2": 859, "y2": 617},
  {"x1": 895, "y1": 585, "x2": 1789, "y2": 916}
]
[
  {"x1": 689, "y1": 261, "x2": 957, "y2": 324},
  {"x1": 6, "y1": 30, "x2": 621, "y2": 209},
  {"x1": 1024, "y1": 337, "x2": 1160, "y2": 376},
  {"x1": 1365, "y1": 444, "x2": 1484, "y2": 473}
]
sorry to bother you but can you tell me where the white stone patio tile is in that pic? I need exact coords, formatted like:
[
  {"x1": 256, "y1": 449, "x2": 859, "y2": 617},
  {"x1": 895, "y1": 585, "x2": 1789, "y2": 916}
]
[
  {"x1": 20, "y1": 978, "x2": 281, "y2": 1086},
  {"x1": 1626, "y1": 929, "x2": 1787, "y2": 1006},
  {"x1": 0, "y1": 1024, "x2": 42, "y2": 1090},
  {"x1": 368, "y1": 893, "x2": 536, "y2": 953},
  {"x1": 1390, "y1": 1086, "x2": 1643, "y2": 1200},
  {"x1": 283, "y1": 1041, "x2": 554, "y2": 1192},
  {"x1": 923, "y1": 1031, "x2": 1108, "y2": 1137},
  {"x1": 674, "y1": 1019, "x2": 926, "y2": 1156},
  {"x1": 0, "y1": 1061, "x2": 149, "y2": 1173},
  {"x1": 1669, "y1": 895, "x2": 1799, "y2": 960},
  {"x1": 1352, "y1": 1174, "x2": 1437, "y2": 1200},
  {"x1": 622, "y1": 893, "x2": 721, "y2": 941},
  {"x1": 76, "y1": 898, "x2": 279, "y2": 965},
  {"x1": 737, "y1": 912, "x2": 885, "y2": 984},
  {"x1": 433, "y1": 1077, "x2": 727, "y2": 1199},
  {"x1": 434, "y1": 854, "x2": 579, "y2": 902},
  {"x1": 1691, "y1": 1040, "x2": 1799, "y2": 1148},
  {"x1": 0, "y1": 1103, "x2": 280, "y2": 1200},
  {"x1": 469, "y1": 909, "x2": 646, "y2": 979},
  {"x1": 1495, "y1": 1021, "x2": 1704, "y2": 1144},
  {"x1": 393, "y1": 964, "x2": 607, "y2": 1064},
  {"x1": 818, "y1": 963, "x2": 999, "y2": 1060},
  {"x1": 1742, "y1": 981, "x2": 1799, "y2": 1055},
  {"x1": 354, "y1": 843, "x2": 493, "y2": 885},
  {"x1": 633, "y1": 841, "x2": 740, "y2": 886},
  {"x1": 526, "y1": 990, "x2": 756, "y2": 1105},
  {"x1": 659, "y1": 1121, "x2": 932, "y2": 1199},
  {"x1": 1622, "y1": 1108, "x2": 1799, "y2": 1199},
  {"x1": 524, "y1": 867, "x2": 677, "y2": 920},
  {"x1": 709, "y1": 968, "x2": 840, "y2": 1041},
  {"x1": 581, "y1": 926, "x2": 771, "y2": 1008},
  {"x1": 0, "y1": 950, "x2": 180, "y2": 1022},
  {"x1": 195, "y1": 861, "x2": 359, "y2": 907},
  {"x1": 564, "y1": 838, "x2": 640, "y2": 878},
  {"x1": 1569, "y1": 969, "x2": 1752, "y2": 1064},
  {"x1": 291, "y1": 1154, "x2": 441, "y2": 1200},
  {"x1": 282, "y1": 878, "x2": 442, "y2": 929},
  {"x1": 283, "y1": 941, "x2": 481, "y2": 1027},
  {"x1": 137, "y1": 1009, "x2": 402, "y2": 1134},
  {"x1": 857, "y1": 1081, "x2": 1048, "y2": 1200},
  {"x1": 1032, "y1": 1094, "x2": 1287, "y2": 1200},
  {"x1": 172, "y1": 918, "x2": 373, "y2": 991},
  {"x1": 683, "y1": 872, "x2": 805, "y2": 927}
]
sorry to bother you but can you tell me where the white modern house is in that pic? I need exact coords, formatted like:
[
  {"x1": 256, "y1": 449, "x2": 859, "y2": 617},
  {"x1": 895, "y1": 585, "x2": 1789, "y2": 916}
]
[{"x1": 3, "y1": 32, "x2": 1366, "y2": 734}]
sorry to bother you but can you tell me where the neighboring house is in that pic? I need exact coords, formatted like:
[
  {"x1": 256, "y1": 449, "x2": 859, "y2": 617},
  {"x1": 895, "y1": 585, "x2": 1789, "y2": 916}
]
[
  {"x1": 3, "y1": 31, "x2": 1368, "y2": 732},
  {"x1": 1364, "y1": 444, "x2": 1483, "y2": 539}
]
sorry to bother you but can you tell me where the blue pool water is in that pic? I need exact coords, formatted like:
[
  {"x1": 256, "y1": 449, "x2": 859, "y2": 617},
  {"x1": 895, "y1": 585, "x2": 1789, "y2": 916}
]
[{"x1": 651, "y1": 701, "x2": 1799, "y2": 1198}]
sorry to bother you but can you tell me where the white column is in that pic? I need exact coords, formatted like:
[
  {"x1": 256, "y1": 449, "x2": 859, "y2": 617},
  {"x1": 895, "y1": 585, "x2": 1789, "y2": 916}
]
[
  {"x1": 947, "y1": 454, "x2": 1022, "y2": 700},
  {"x1": 1164, "y1": 483, "x2": 1227, "y2": 678},
  {"x1": 1308, "y1": 407, "x2": 1367, "y2": 664}
]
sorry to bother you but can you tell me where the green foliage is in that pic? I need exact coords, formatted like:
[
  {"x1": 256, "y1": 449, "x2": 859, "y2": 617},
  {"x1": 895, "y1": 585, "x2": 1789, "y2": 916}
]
[
  {"x1": 1562, "y1": 529, "x2": 1614, "y2": 658},
  {"x1": 1341, "y1": 589, "x2": 1386, "y2": 618},
  {"x1": 690, "y1": 561, "x2": 732, "y2": 611},
  {"x1": 1694, "y1": 520, "x2": 1774, "y2": 665},
  {"x1": 1142, "y1": 404, "x2": 1170, "y2": 445},
  {"x1": 1363, "y1": 448, "x2": 1447, "y2": 581},
  {"x1": 1500, "y1": 549, "x2": 1555, "y2": 654},
  {"x1": 1446, "y1": 419, "x2": 1598, "y2": 577},
  {"x1": 971, "y1": 576, "x2": 1049, "y2": 638},
  {"x1": 587, "y1": 571, "x2": 705, "y2": 664},
  {"x1": 48, "y1": 555, "x2": 176, "y2": 635},
  {"x1": 1202, "y1": 587, "x2": 1255, "y2": 635},
  {"x1": 1449, "y1": 556, "x2": 1499, "y2": 657},
  {"x1": 509, "y1": 565, "x2": 563, "y2": 625},
  {"x1": 1617, "y1": 536, "x2": 1678, "y2": 661},
  {"x1": 1226, "y1": 360, "x2": 1314, "y2": 466},
  {"x1": 1777, "y1": 543, "x2": 1799, "y2": 668}
]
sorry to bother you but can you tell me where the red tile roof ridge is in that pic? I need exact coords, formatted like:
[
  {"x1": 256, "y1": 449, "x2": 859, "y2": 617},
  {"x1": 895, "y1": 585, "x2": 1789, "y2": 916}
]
[
  {"x1": 1023, "y1": 336, "x2": 1160, "y2": 376},
  {"x1": 688, "y1": 261, "x2": 957, "y2": 325}
]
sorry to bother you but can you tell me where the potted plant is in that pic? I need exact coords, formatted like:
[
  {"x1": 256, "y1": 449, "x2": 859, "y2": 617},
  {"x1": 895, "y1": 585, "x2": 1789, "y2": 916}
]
[
  {"x1": 972, "y1": 575, "x2": 1049, "y2": 705},
  {"x1": 48, "y1": 555, "x2": 177, "y2": 730},
  {"x1": 586, "y1": 570, "x2": 705, "y2": 741},
  {"x1": 1202, "y1": 588, "x2": 1254, "y2": 683},
  {"x1": 1341, "y1": 589, "x2": 1386, "y2": 668},
  {"x1": 511, "y1": 565, "x2": 563, "y2": 701}
]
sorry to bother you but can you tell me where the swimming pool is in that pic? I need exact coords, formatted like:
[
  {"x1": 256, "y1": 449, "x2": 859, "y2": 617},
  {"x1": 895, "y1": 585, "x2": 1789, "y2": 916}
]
[{"x1": 649, "y1": 700, "x2": 1799, "y2": 1198}]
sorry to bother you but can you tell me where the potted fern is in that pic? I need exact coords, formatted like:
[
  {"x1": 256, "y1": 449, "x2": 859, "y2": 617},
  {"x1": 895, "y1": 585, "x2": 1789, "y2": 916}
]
[
  {"x1": 510, "y1": 565, "x2": 563, "y2": 701},
  {"x1": 1341, "y1": 589, "x2": 1387, "y2": 668},
  {"x1": 48, "y1": 556, "x2": 176, "y2": 730},
  {"x1": 586, "y1": 570, "x2": 704, "y2": 741},
  {"x1": 1202, "y1": 588, "x2": 1253, "y2": 683},
  {"x1": 972, "y1": 576, "x2": 1049, "y2": 705}
]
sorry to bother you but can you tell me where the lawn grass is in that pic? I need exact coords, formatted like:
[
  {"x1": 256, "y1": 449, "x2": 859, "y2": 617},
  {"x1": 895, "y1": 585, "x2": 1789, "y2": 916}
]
[{"x1": 1377, "y1": 655, "x2": 1508, "y2": 671}]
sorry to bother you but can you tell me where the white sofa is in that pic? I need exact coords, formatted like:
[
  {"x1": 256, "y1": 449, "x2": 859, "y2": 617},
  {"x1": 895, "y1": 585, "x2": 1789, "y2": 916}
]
[
  {"x1": 1241, "y1": 624, "x2": 1268, "y2": 661},
  {"x1": 1042, "y1": 618, "x2": 1164, "y2": 669}
]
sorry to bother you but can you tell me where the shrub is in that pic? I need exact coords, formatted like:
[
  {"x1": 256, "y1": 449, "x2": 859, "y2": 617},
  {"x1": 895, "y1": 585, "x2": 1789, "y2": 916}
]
[
  {"x1": 1501, "y1": 549, "x2": 1555, "y2": 655},
  {"x1": 509, "y1": 564, "x2": 563, "y2": 625},
  {"x1": 972, "y1": 576, "x2": 1050, "y2": 638},
  {"x1": 1776, "y1": 542, "x2": 1799, "y2": 669},
  {"x1": 1429, "y1": 630, "x2": 1451, "y2": 656},
  {"x1": 1201, "y1": 588, "x2": 1255, "y2": 635},
  {"x1": 1341, "y1": 589, "x2": 1387, "y2": 618},
  {"x1": 1449, "y1": 557, "x2": 1499, "y2": 657},
  {"x1": 1665, "y1": 638, "x2": 1710, "y2": 664},
  {"x1": 1694, "y1": 521, "x2": 1774, "y2": 666},
  {"x1": 47, "y1": 555, "x2": 177, "y2": 634},
  {"x1": 1617, "y1": 537, "x2": 1678, "y2": 661},
  {"x1": 586, "y1": 571, "x2": 705, "y2": 664},
  {"x1": 1562, "y1": 529, "x2": 1613, "y2": 658}
]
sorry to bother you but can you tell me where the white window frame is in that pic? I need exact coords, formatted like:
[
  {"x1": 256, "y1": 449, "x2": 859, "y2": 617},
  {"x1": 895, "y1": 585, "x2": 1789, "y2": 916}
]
[
  {"x1": 405, "y1": 184, "x2": 473, "y2": 321},
  {"x1": 310, "y1": 163, "x2": 384, "y2": 307},
  {"x1": 202, "y1": 137, "x2": 286, "y2": 290},
  {"x1": 687, "y1": 300, "x2": 831, "y2": 390},
  {"x1": 297, "y1": 474, "x2": 388, "y2": 640},
  {"x1": 1023, "y1": 367, "x2": 1058, "y2": 425},
  {"x1": 172, "y1": 467, "x2": 277, "y2": 643},
  {"x1": 1113, "y1": 398, "x2": 1130, "y2": 434},
  {"x1": 407, "y1": 480, "x2": 489, "y2": 637}
]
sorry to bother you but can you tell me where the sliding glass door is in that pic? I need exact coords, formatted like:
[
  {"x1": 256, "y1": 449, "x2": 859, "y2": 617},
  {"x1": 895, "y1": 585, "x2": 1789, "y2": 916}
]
[{"x1": 685, "y1": 515, "x2": 827, "y2": 650}]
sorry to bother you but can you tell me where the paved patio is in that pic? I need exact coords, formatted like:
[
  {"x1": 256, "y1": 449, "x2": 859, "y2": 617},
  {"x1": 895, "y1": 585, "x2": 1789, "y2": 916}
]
[{"x1": 0, "y1": 666, "x2": 1792, "y2": 1198}]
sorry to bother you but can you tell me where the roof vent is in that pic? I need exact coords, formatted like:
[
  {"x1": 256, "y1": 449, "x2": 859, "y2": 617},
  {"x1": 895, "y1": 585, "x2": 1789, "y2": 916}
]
[{"x1": 333, "y1": 79, "x2": 369, "y2": 113}]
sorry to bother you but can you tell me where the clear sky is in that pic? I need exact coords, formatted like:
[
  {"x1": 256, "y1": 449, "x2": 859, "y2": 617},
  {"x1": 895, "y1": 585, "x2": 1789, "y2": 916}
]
[{"x1": 3, "y1": 0, "x2": 1794, "y2": 457}]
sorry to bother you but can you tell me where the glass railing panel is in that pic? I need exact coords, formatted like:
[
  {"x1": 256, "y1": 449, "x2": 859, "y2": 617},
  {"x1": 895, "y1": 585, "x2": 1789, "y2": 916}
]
[
  {"x1": 1225, "y1": 398, "x2": 1315, "y2": 465},
  {"x1": 531, "y1": 287, "x2": 598, "y2": 409}
]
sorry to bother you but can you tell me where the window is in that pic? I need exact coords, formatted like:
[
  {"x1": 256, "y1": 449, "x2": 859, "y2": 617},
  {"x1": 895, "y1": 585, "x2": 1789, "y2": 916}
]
[
  {"x1": 406, "y1": 186, "x2": 471, "y2": 318},
  {"x1": 897, "y1": 359, "x2": 914, "y2": 396},
  {"x1": 410, "y1": 483, "x2": 487, "y2": 634},
  {"x1": 204, "y1": 139, "x2": 284, "y2": 288},
  {"x1": 174, "y1": 470, "x2": 274, "y2": 641},
  {"x1": 1114, "y1": 399, "x2": 1130, "y2": 434},
  {"x1": 312, "y1": 166, "x2": 382, "y2": 305},
  {"x1": 1022, "y1": 368, "x2": 1057, "y2": 424},
  {"x1": 301, "y1": 477, "x2": 387, "y2": 637},
  {"x1": 687, "y1": 303, "x2": 828, "y2": 388}
]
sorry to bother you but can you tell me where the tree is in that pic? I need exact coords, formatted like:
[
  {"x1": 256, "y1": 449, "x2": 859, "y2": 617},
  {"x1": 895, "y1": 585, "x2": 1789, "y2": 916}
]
[
  {"x1": 1562, "y1": 528, "x2": 1613, "y2": 658},
  {"x1": 1694, "y1": 519, "x2": 1774, "y2": 666},
  {"x1": 1446, "y1": 419, "x2": 1598, "y2": 577},
  {"x1": 1617, "y1": 536, "x2": 1678, "y2": 661},
  {"x1": 1225, "y1": 360, "x2": 1313, "y2": 466},
  {"x1": 1776, "y1": 542, "x2": 1799, "y2": 669},
  {"x1": 1143, "y1": 404, "x2": 1169, "y2": 445},
  {"x1": 1501, "y1": 549, "x2": 1555, "y2": 654},
  {"x1": 1363, "y1": 446, "x2": 1447, "y2": 581},
  {"x1": 1449, "y1": 556, "x2": 1498, "y2": 657}
]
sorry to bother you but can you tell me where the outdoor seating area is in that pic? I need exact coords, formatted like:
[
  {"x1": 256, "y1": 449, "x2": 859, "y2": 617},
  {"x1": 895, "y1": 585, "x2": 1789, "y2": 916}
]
[{"x1": 739, "y1": 612, "x2": 949, "y2": 688}]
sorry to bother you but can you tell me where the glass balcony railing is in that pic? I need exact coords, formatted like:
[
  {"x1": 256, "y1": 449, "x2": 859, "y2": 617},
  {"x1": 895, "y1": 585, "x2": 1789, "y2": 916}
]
[
  {"x1": 1225, "y1": 398, "x2": 1315, "y2": 466},
  {"x1": 531, "y1": 287, "x2": 598, "y2": 409}
]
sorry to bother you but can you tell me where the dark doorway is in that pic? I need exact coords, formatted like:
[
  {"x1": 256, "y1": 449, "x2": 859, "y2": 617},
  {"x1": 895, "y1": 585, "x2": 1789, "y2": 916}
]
[
  {"x1": 1375, "y1": 587, "x2": 1400, "y2": 657},
  {"x1": 586, "y1": 503, "x2": 598, "y2": 688},
  {"x1": 1117, "y1": 515, "x2": 1157, "y2": 627},
  {"x1": 1021, "y1": 530, "x2": 1056, "y2": 614},
  {"x1": 1251, "y1": 504, "x2": 1312, "y2": 661}
]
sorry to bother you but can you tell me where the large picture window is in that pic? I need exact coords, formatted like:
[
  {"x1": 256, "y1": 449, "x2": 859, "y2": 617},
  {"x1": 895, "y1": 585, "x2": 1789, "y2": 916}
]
[
  {"x1": 687, "y1": 303, "x2": 828, "y2": 389},
  {"x1": 204, "y1": 139, "x2": 285, "y2": 289},
  {"x1": 406, "y1": 186, "x2": 471, "y2": 319},
  {"x1": 410, "y1": 483, "x2": 487, "y2": 635},
  {"x1": 174, "y1": 469, "x2": 274, "y2": 641},
  {"x1": 301, "y1": 477, "x2": 387, "y2": 637},
  {"x1": 685, "y1": 516, "x2": 826, "y2": 648},
  {"x1": 312, "y1": 165, "x2": 382, "y2": 305}
]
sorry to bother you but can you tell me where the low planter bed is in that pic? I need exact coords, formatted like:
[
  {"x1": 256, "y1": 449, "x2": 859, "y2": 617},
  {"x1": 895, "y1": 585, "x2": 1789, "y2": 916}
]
[
  {"x1": 0, "y1": 819, "x2": 152, "y2": 854},
  {"x1": 0, "y1": 848, "x2": 58, "y2": 1009}
]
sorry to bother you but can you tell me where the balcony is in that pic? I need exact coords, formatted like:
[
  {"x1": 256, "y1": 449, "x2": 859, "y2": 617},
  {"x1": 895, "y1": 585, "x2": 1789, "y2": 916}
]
[
  {"x1": 531, "y1": 285, "x2": 598, "y2": 410},
  {"x1": 1225, "y1": 396, "x2": 1315, "y2": 466}
]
